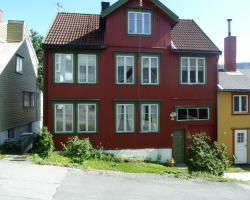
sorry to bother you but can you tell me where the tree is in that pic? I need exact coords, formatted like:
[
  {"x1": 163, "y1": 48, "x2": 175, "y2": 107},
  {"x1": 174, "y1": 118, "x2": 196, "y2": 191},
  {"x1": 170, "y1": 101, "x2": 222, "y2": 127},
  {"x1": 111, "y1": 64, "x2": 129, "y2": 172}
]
[{"x1": 30, "y1": 29, "x2": 43, "y2": 91}]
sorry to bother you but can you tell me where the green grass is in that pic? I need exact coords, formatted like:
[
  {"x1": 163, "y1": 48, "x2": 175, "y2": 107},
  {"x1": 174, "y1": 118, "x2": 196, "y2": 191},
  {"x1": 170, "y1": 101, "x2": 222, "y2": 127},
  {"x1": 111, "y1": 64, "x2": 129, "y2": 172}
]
[
  {"x1": 0, "y1": 154, "x2": 5, "y2": 160},
  {"x1": 29, "y1": 152, "x2": 240, "y2": 182},
  {"x1": 226, "y1": 166, "x2": 250, "y2": 173}
]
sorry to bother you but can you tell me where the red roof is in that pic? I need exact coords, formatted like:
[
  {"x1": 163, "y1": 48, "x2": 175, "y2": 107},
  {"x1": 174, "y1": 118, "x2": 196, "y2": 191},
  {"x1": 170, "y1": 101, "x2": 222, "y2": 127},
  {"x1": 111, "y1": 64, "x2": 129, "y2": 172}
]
[
  {"x1": 43, "y1": 13, "x2": 104, "y2": 49},
  {"x1": 43, "y1": 13, "x2": 220, "y2": 54}
]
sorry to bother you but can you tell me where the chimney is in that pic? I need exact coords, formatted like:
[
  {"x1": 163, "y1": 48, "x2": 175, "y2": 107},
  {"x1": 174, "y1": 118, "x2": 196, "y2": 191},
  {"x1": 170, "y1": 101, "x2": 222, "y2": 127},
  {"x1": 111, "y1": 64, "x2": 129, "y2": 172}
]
[
  {"x1": 0, "y1": 9, "x2": 3, "y2": 23},
  {"x1": 101, "y1": 2, "x2": 110, "y2": 12},
  {"x1": 7, "y1": 20, "x2": 24, "y2": 42},
  {"x1": 224, "y1": 19, "x2": 237, "y2": 71}
]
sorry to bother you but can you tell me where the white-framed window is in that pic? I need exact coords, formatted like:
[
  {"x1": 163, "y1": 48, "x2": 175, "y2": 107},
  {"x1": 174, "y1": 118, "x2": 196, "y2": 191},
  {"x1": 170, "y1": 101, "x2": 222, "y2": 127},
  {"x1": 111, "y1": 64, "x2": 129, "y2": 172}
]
[
  {"x1": 78, "y1": 103, "x2": 97, "y2": 133},
  {"x1": 176, "y1": 107, "x2": 209, "y2": 121},
  {"x1": 78, "y1": 54, "x2": 97, "y2": 83},
  {"x1": 141, "y1": 56, "x2": 159, "y2": 85},
  {"x1": 128, "y1": 11, "x2": 151, "y2": 35},
  {"x1": 23, "y1": 92, "x2": 35, "y2": 108},
  {"x1": 16, "y1": 55, "x2": 23, "y2": 73},
  {"x1": 141, "y1": 104, "x2": 159, "y2": 132},
  {"x1": 55, "y1": 104, "x2": 74, "y2": 133},
  {"x1": 116, "y1": 55, "x2": 135, "y2": 84},
  {"x1": 116, "y1": 104, "x2": 135, "y2": 133},
  {"x1": 181, "y1": 57, "x2": 206, "y2": 84},
  {"x1": 55, "y1": 54, "x2": 74, "y2": 83},
  {"x1": 233, "y1": 95, "x2": 248, "y2": 113}
]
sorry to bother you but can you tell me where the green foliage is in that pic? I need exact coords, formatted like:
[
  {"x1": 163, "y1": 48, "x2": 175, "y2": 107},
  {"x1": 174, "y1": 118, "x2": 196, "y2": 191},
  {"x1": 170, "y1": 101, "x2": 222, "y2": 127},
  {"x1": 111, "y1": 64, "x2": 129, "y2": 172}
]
[
  {"x1": 187, "y1": 133, "x2": 231, "y2": 176},
  {"x1": 33, "y1": 127, "x2": 54, "y2": 158},
  {"x1": 0, "y1": 140, "x2": 20, "y2": 154},
  {"x1": 62, "y1": 137, "x2": 122, "y2": 164},
  {"x1": 30, "y1": 29, "x2": 43, "y2": 91}
]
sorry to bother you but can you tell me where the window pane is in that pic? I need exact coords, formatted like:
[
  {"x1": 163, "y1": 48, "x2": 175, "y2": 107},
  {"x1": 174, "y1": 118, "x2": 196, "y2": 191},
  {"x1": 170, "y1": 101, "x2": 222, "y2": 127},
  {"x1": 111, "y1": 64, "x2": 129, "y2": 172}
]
[
  {"x1": 142, "y1": 58, "x2": 149, "y2": 83},
  {"x1": 55, "y1": 105, "x2": 64, "y2": 132},
  {"x1": 65, "y1": 105, "x2": 73, "y2": 131},
  {"x1": 190, "y1": 66, "x2": 196, "y2": 83},
  {"x1": 241, "y1": 96, "x2": 247, "y2": 112},
  {"x1": 234, "y1": 96, "x2": 240, "y2": 112},
  {"x1": 79, "y1": 105, "x2": 86, "y2": 132},
  {"x1": 126, "y1": 105, "x2": 134, "y2": 131},
  {"x1": 142, "y1": 105, "x2": 149, "y2": 131},
  {"x1": 198, "y1": 58, "x2": 204, "y2": 67},
  {"x1": 118, "y1": 57, "x2": 124, "y2": 83},
  {"x1": 88, "y1": 66, "x2": 96, "y2": 83},
  {"x1": 151, "y1": 67, "x2": 157, "y2": 83},
  {"x1": 128, "y1": 13, "x2": 135, "y2": 33},
  {"x1": 118, "y1": 105, "x2": 124, "y2": 131},
  {"x1": 79, "y1": 65, "x2": 86, "y2": 83},
  {"x1": 126, "y1": 65, "x2": 133, "y2": 83},
  {"x1": 137, "y1": 13, "x2": 143, "y2": 34},
  {"x1": 144, "y1": 13, "x2": 150, "y2": 34},
  {"x1": 178, "y1": 109, "x2": 187, "y2": 120},
  {"x1": 182, "y1": 66, "x2": 188, "y2": 83},
  {"x1": 188, "y1": 108, "x2": 198, "y2": 120},
  {"x1": 190, "y1": 58, "x2": 196, "y2": 67},
  {"x1": 151, "y1": 113, "x2": 158, "y2": 131},
  {"x1": 181, "y1": 58, "x2": 188, "y2": 67},
  {"x1": 88, "y1": 105, "x2": 96, "y2": 131},
  {"x1": 55, "y1": 54, "x2": 73, "y2": 83},
  {"x1": 198, "y1": 67, "x2": 204, "y2": 83},
  {"x1": 199, "y1": 108, "x2": 209, "y2": 119}
]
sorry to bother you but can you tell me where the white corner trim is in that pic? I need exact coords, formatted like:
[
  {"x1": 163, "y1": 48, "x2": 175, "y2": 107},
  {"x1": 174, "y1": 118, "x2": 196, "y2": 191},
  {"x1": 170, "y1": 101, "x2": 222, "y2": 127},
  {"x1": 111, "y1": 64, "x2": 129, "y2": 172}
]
[{"x1": 217, "y1": 84, "x2": 223, "y2": 90}]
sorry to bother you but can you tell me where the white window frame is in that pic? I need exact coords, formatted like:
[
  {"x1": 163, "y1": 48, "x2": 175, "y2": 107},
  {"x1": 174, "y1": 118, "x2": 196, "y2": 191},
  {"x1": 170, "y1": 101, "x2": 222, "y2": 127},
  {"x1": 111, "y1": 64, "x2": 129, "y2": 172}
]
[
  {"x1": 233, "y1": 95, "x2": 248, "y2": 113},
  {"x1": 78, "y1": 103, "x2": 97, "y2": 133},
  {"x1": 16, "y1": 55, "x2": 23, "y2": 73},
  {"x1": 176, "y1": 107, "x2": 210, "y2": 121},
  {"x1": 54, "y1": 104, "x2": 74, "y2": 133},
  {"x1": 141, "y1": 56, "x2": 159, "y2": 85},
  {"x1": 54, "y1": 53, "x2": 74, "y2": 83},
  {"x1": 128, "y1": 11, "x2": 152, "y2": 35},
  {"x1": 140, "y1": 104, "x2": 159, "y2": 133},
  {"x1": 180, "y1": 57, "x2": 206, "y2": 85},
  {"x1": 78, "y1": 54, "x2": 97, "y2": 84},
  {"x1": 116, "y1": 55, "x2": 135, "y2": 84},
  {"x1": 116, "y1": 104, "x2": 135, "y2": 133}
]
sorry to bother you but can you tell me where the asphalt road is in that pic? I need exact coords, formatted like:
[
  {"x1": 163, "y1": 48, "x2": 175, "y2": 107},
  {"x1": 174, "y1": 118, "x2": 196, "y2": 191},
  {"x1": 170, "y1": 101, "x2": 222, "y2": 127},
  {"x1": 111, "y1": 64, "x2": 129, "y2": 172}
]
[
  {"x1": 1, "y1": 156, "x2": 250, "y2": 200},
  {"x1": 53, "y1": 170, "x2": 250, "y2": 200}
]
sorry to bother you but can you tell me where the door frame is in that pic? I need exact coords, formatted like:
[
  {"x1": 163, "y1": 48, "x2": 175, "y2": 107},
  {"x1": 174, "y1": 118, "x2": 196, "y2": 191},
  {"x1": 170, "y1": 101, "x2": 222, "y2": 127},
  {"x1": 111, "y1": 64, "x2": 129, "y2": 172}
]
[
  {"x1": 172, "y1": 129, "x2": 185, "y2": 163},
  {"x1": 234, "y1": 129, "x2": 248, "y2": 164}
]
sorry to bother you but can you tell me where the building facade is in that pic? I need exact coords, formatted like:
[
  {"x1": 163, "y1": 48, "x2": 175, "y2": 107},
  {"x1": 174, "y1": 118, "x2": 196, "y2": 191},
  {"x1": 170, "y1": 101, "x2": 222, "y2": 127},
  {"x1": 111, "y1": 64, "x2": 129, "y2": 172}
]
[
  {"x1": 0, "y1": 12, "x2": 41, "y2": 145},
  {"x1": 43, "y1": 0, "x2": 220, "y2": 163},
  {"x1": 218, "y1": 20, "x2": 250, "y2": 164}
]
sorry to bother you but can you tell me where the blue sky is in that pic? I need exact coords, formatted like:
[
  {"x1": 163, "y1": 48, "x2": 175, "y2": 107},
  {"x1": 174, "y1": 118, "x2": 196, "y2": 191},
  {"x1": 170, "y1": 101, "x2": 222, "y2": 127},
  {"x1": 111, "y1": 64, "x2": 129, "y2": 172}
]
[{"x1": 1, "y1": 0, "x2": 250, "y2": 64}]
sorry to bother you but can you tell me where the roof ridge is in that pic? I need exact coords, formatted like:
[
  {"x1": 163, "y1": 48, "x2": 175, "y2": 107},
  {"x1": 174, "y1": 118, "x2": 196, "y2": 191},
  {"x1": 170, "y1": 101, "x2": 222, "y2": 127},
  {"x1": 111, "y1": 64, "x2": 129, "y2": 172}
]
[{"x1": 58, "y1": 12, "x2": 100, "y2": 16}]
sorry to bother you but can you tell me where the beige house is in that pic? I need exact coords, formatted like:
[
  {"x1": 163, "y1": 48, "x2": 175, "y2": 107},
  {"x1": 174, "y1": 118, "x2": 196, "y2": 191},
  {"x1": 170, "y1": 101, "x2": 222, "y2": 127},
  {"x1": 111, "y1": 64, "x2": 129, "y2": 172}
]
[{"x1": 0, "y1": 10, "x2": 41, "y2": 145}]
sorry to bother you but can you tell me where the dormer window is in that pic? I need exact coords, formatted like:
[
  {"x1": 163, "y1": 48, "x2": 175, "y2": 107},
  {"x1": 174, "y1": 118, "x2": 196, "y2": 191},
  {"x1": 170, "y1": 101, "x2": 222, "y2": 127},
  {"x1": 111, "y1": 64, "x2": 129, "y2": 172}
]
[{"x1": 128, "y1": 11, "x2": 151, "y2": 35}]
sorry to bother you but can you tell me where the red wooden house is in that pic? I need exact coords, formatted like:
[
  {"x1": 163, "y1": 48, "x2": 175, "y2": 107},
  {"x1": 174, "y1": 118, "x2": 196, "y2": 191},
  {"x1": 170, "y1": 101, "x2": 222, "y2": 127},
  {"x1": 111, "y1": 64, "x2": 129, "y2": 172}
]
[{"x1": 42, "y1": 0, "x2": 221, "y2": 163}]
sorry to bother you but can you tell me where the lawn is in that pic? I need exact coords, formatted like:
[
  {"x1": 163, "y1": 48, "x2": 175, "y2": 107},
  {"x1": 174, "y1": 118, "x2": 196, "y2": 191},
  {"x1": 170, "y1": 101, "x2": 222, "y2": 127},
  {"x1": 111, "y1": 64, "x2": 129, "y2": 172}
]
[
  {"x1": 30, "y1": 153, "x2": 239, "y2": 182},
  {"x1": 0, "y1": 154, "x2": 5, "y2": 160}
]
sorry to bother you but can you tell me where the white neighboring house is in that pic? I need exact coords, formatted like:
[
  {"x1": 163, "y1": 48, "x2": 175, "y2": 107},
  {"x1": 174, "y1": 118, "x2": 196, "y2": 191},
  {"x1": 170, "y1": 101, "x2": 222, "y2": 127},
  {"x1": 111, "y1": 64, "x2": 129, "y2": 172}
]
[{"x1": 0, "y1": 9, "x2": 42, "y2": 145}]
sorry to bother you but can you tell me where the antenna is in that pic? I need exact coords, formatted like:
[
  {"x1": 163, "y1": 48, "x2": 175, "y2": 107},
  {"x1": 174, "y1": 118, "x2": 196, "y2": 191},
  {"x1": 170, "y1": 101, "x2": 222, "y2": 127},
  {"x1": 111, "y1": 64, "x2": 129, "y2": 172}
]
[{"x1": 56, "y1": 2, "x2": 63, "y2": 12}]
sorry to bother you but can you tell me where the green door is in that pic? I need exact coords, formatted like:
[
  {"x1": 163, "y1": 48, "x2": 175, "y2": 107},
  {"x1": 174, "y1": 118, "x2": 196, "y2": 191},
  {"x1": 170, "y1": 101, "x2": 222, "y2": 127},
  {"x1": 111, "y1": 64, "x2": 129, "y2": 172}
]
[{"x1": 173, "y1": 130, "x2": 185, "y2": 163}]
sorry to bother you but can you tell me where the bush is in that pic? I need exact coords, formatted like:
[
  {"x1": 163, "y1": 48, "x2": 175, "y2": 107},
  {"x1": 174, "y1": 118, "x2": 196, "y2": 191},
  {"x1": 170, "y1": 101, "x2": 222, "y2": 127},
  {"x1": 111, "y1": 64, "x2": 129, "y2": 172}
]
[
  {"x1": 187, "y1": 133, "x2": 231, "y2": 176},
  {"x1": 33, "y1": 127, "x2": 54, "y2": 158},
  {"x1": 0, "y1": 140, "x2": 20, "y2": 154},
  {"x1": 62, "y1": 137, "x2": 122, "y2": 164}
]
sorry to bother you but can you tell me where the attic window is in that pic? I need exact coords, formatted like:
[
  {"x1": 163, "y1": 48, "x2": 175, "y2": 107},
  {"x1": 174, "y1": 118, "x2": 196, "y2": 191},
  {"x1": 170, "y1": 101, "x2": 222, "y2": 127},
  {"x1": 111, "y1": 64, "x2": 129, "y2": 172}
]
[
  {"x1": 16, "y1": 55, "x2": 23, "y2": 74},
  {"x1": 128, "y1": 11, "x2": 151, "y2": 35}
]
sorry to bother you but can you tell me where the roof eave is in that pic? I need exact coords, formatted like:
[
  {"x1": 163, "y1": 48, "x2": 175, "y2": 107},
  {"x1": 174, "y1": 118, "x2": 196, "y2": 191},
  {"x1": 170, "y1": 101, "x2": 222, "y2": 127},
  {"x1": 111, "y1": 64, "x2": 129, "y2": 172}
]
[
  {"x1": 42, "y1": 43, "x2": 106, "y2": 50},
  {"x1": 218, "y1": 88, "x2": 250, "y2": 93},
  {"x1": 171, "y1": 48, "x2": 222, "y2": 55}
]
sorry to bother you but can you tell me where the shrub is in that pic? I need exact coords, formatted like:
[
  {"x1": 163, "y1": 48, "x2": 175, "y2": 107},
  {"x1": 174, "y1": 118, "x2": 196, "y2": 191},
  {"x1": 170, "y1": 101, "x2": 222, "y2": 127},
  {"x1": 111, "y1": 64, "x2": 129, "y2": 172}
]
[
  {"x1": 0, "y1": 140, "x2": 20, "y2": 154},
  {"x1": 62, "y1": 137, "x2": 122, "y2": 164},
  {"x1": 33, "y1": 127, "x2": 54, "y2": 158},
  {"x1": 187, "y1": 133, "x2": 231, "y2": 176}
]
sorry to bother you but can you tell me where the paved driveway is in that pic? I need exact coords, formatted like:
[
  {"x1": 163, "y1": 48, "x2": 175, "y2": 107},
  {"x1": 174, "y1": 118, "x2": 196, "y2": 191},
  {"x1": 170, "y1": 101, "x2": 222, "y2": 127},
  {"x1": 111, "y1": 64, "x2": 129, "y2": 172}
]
[{"x1": 1, "y1": 156, "x2": 250, "y2": 200}]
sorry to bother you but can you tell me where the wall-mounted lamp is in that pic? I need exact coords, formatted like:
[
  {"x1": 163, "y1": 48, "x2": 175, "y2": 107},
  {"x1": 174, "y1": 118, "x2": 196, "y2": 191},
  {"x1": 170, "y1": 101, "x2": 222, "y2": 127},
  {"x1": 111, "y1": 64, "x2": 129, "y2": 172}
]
[{"x1": 170, "y1": 112, "x2": 177, "y2": 121}]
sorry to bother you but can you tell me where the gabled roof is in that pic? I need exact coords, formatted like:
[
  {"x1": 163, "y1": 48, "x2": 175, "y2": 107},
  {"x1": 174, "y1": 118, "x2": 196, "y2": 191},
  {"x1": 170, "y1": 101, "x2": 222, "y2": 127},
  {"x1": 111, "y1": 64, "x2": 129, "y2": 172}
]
[
  {"x1": 42, "y1": 13, "x2": 104, "y2": 49},
  {"x1": 218, "y1": 69, "x2": 250, "y2": 92},
  {"x1": 171, "y1": 19, "x2": 221, "y2": 54},
  {"x1": 101, "y1": 0, "x2": 179, "y2": 21}
]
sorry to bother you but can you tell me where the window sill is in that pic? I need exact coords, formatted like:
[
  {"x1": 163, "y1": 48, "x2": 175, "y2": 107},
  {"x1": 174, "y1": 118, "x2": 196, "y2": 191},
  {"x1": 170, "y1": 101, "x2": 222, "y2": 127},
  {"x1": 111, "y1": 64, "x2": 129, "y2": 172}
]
[{"x1": 232, "y1": 112, "x2": 250, "y2": 115}]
